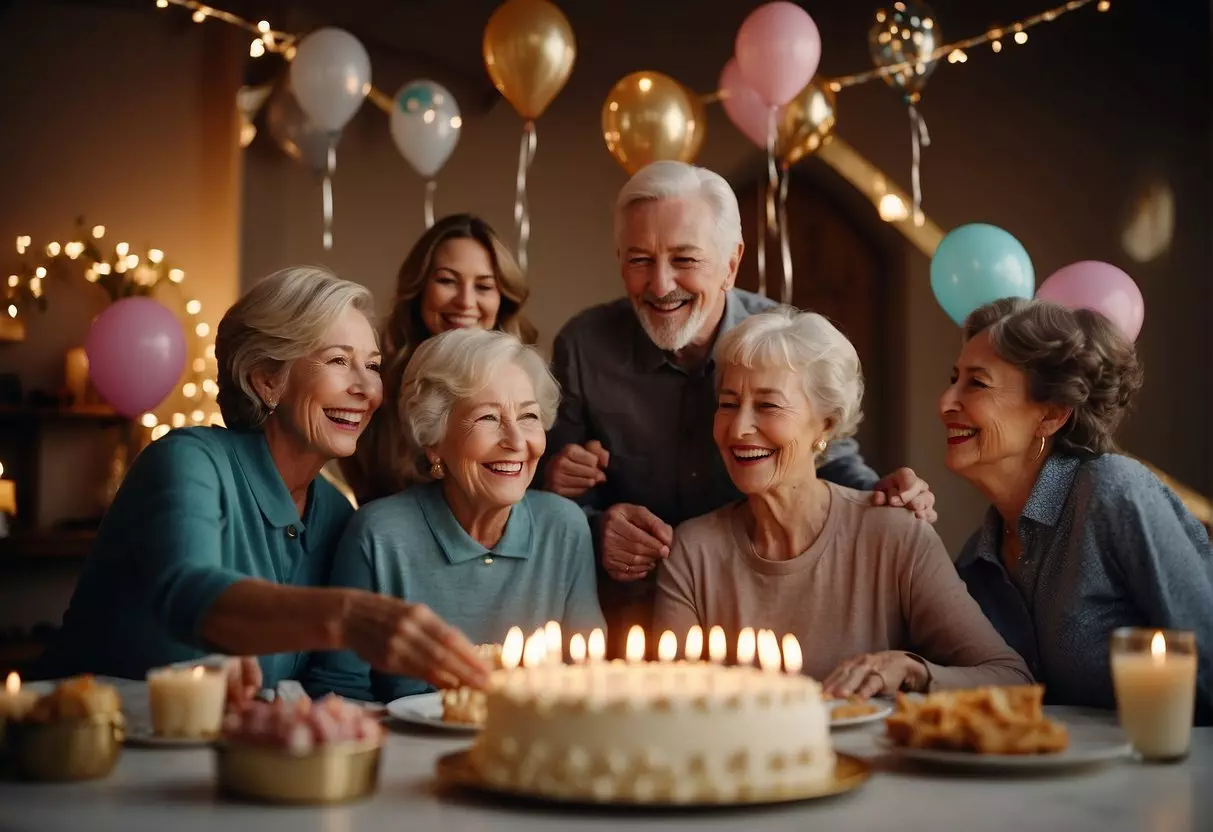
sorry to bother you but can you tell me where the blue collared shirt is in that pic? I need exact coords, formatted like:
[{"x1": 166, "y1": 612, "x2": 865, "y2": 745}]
[
  {"x1": 305, "y1": 483, "x2": 606, "y2": 702},
  {"x1": 34, "y1": 427, "x2": 352, "y2": 687},
  {"x1": 956, "y1": 453, "x2": 1213, "y2": 725}
]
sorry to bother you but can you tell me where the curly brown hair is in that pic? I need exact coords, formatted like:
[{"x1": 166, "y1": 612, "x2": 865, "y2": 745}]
[{"x1": 964, "y1": 298, "x2": 1143, "y2": 458}]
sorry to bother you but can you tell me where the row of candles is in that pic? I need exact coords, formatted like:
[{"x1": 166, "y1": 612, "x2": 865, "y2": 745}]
[{"x1": 501, "y1": 623, "x2": 804, "y2": 674}]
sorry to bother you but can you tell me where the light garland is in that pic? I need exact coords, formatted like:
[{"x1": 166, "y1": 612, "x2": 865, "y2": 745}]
[
  {"x1": 3, "y1": 221, "x2": 222, "y2": 435},
  {"x1": 824, "y1": 0, "x2": 1111, "y2": 92}
]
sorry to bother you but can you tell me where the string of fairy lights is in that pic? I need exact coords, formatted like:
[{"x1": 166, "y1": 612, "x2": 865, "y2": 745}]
[{"x1": 4, "y1": 224, "x2": 221, "y2": 436}]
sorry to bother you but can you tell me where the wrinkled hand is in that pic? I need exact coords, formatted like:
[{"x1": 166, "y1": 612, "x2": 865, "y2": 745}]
[
  {"x1": 601, "y1": 503, "x2": 673, "y2": 583},
  {"x1": 546, "y1": 440, "x2": 609, "y2": 498},
  {"x1": 872, "y1": 467, "x2": 937, "y2": 523},
  {"x1": 343, "y1": 593, "x2": 490, "y2": 690},
  {"x1": 823, "y1": 651, "x2": 928, "y2": 699},
  {"x1": 225, "y1": 656, "x2": 263, "y2": 705}
]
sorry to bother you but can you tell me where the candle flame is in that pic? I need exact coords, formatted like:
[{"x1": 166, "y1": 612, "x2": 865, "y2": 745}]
[
  {"x1": 757, "y1": 629, "x2": 781, "y2": 672},
  {"x1": 737, "y1": 627, "x2": 756, "y2": 665},
  {"x1": 191, "y1": 665, "x2": 205, "y2": 679},
  {"x1": 569, "y1": 633, "x2": 587, "y2": 664},
  {"x1": 544, "y1": 620, "x2": 563, "y2": 663},
  {"x1": 657, "y1": 630, "x2": 677, "y2": 662},
  {"x1": 781, "y1": 633, "x2": 803, "y2": 674},
  {"x1": 708, "y1": 625, "x2": 726, "y2": 663},
  {"x1": 5, "y1": 671, "x2": 18, "y2": 694},
  {"x1": 522, "y1": 628, "x2": 547, "y2": 668},
  {"x1": 502, "y1": 626, "x2": 524, "y2": 669},
  {"x1": 685, "y1": 625, "x2": 703, "y2": 662},
  {"x1": 1151, "y1": 630, "x2": 1167, "y2": 661},
  {"x1": 625, "y1": 625, "x2": 646, "y2": 663},
  {"x1": 588, "y1": 628, "x2": 606, "y2": 662}
]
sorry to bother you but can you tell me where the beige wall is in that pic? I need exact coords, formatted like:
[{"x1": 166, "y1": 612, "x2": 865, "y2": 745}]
[{"x1": 0, "y1": 1, "x2": 244, "y2": 626}]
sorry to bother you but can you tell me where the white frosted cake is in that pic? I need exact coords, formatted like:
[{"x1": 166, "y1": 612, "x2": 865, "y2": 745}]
[{"x1": 468, "y1": 661, "x2": 835, "y2": 804}]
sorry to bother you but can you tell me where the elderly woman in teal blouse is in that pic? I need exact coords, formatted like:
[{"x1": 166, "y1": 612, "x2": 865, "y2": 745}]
[
  {"x1": 35, "y1": 267, "x2": 489, "y2": 694},
  {"x1": 307, "y1": 328, "x2": 606, "y2": 703}
]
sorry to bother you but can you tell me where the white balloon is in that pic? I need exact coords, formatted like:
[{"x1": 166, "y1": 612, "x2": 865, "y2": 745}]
[
  {"x1": 389, "y1": 80, "x2": 461, "y2": 178},
  {"x1": 289, "y1": 28, "x2": 371, "y2": 133}
]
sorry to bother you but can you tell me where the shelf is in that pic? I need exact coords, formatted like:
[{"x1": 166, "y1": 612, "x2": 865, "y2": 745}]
[
  {"x1": 0, "y1": 405, "x2": 130, "y2": 426},
  {"x1": 0, "y1": 529, "x2": 96, "y2": 562}
]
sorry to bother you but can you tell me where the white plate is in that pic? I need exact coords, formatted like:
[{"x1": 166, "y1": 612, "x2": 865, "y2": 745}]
[
  {"x1": 829, "y1": 698, "x2": 894, "y2": 728},
  {"x1": 878, "y1": 723, "x2": 1132, "y2": 771},
  {"x1": 386, "y1": 692, "x2": 479, "y2": 734}
]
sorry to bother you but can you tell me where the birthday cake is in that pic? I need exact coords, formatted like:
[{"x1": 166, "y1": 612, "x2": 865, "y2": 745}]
[
  {"x1": 441, "y1": 643, "x2": 504, "y2": 725},
  {"x1": 468, "y1": 660, "x2": 835, "y2": 804}
]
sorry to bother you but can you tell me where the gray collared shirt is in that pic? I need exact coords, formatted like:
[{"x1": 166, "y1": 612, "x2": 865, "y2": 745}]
[
  {"x1": 544, "y1": 289, "x2": 879, "y2": 530},
  {"x1": 956, "y1": 453, "x2": 1213, "y2": 725}
]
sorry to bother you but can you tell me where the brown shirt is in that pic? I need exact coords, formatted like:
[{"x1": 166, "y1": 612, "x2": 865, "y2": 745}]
[{"x1": 653, "y1": 483, "x2": 1032, "y2": 690}]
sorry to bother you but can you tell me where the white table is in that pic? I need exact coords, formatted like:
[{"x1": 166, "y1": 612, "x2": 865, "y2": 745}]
[{"x1": 1, "y1": 708, "x2": 1209, "y2": 832}]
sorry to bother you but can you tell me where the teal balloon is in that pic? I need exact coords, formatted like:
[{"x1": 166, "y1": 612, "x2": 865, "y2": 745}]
[{"x1": 930, "y1": 224, "x2": 1035, "y2": 325}]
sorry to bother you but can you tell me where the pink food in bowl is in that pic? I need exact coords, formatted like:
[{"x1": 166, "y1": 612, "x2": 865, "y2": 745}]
[{"x1": 222, "y1": 695, "x2": 383, "y2": 755}]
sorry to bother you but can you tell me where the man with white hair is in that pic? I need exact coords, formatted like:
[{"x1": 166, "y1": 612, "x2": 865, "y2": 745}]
[{"x1": 543, "y1": 161, "x2": 935, "y2": 654}]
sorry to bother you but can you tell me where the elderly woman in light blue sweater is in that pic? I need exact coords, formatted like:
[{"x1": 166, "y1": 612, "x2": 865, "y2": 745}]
[{"x1": 307, "y1": 328, "x2": 606, "y2": 703}]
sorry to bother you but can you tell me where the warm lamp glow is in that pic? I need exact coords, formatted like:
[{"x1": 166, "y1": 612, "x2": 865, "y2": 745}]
[
  {"x1": 544, "y1": 620, "x2": 562, "y2": 663},
  {"x1": 657, "y1": 630, "x2": 677, "y2": 662},
  {"x1": 5, "y1": 671, "x2": 18, "y2": 694},
  {"x1": 782, "y1": 634, "x2": 803, "y2": 674},
  {"x1": 522, "y1": 628, "x2": 547, "y2": 668},
  {"x1": 1151, "y1": 631, "x2": 1166, "y2": 663},
  {"x1": 685, "y1": 625, "x2": 703, "y2": 662},
  {"x1": 569, "y1": 632, "x2": 586, "y2": 664},
  {"x1": 708, "y1": 626, "x2": 726, "y2": 663},
  {"x1": 587, "y1": 628, "x2": 606, "y2": 662},
  {"x1": 501, "y1": 626, "x2": 524, "y2": 669},
  {"x1": 737, "y1": 628, "x2": 756, "y2": 666},
  {"x1": 625, "y1": 625, "x2": 645, "y2": 663},
  {"x1": 191, "y1": 665, "x2": 205, "y2": 679},
  {"x1": 757, "y1": 629, "x2": 781, "y2": 673}
]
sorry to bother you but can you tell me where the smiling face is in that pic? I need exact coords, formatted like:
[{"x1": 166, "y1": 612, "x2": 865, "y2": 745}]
[
  {"x1": 713, "y1": 362, "x2": 830, "y2": 495},
  {"x1": 938, "y1": 330, "x2": 1055, "y2": 478},
  {"x1": 420, "y1": 237, "x2": 502, "y2": 335},
  {"x1": 431, "y1": 360, "x2": 546, "y2": 513},
  {"x1": 269, "y1": 306, "x2": 383, "y2": 460},
  {"x1": 619, "y1": 197, "x2": 740, "y2": 352}
]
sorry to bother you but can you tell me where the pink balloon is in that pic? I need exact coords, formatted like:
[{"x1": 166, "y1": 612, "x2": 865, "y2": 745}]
[
  {"x1": 735, "y1": 2, "x2": 821, "y2": 107},
  {"x1": 85, "y1": 297, "x2": 187, "y2": 416},
  {"x1": 720, "y1": 58, "x2": 775, "y2": 148},
  {"x1": 1035, "y1": 261, "x2": 1145, "y2": 342}
]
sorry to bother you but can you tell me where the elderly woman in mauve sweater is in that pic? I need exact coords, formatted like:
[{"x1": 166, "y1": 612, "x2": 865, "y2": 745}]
[
  {"x1": 653, "y1": 308, "x2": 1029, "y2": 697},
  {"x1": 943, "y1": 298, "x2": 1212, "y2": 724}
]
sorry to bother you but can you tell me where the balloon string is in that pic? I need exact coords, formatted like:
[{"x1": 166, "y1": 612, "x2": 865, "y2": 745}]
[
  {"x1": 755, "y1": 183, "x2": 767, "y2": 298},
  {"x1": 778, "y1": 163, "x2": 792, "y2": 305},
  {"x1": 514, "y1": 120, "x2": 537, "y2": 274},
  {"x1": 322, "y1": 138, "x2": 336, "y2": 251},
  {"x1": 424, "y1": 179, "x2": 437, "y2": 230},
  {"x1": 908, "y1": 103, "x2": 931, "y2": 228}
]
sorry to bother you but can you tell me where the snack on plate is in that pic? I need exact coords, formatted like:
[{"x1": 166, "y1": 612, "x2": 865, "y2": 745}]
[
  {"x1": 222, "y1": 695, "x2": 383, "y2": 755},
  {"x1": 25, "y1": 676, "x2": 122, "y2": 723},
  {"x1": 830, "y1": 697, "x2": 881, "y2": 721},
  {"x1": 440, "y1": 643, "x2": 503, "y2": 725},
  {"x1": 884, "y1": 685, "x2": 1069, "y2": 755}
]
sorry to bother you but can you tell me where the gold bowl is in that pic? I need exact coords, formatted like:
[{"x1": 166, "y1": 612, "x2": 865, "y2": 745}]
[
  {"x1": 8, "y1": 712, "x2": 125, "y2": 781},
  {"x1": 215, "y1": 738, "x2": 383, "y2": 804}
]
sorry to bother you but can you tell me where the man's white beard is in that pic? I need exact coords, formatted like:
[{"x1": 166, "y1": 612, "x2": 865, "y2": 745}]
[{"x1": 636, "y1": 296, "x2": 712, "y2": 352}]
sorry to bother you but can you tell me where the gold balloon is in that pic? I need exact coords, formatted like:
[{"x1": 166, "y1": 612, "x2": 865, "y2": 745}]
[
  {"x1": 483, "y1": 0, "x2": 576, "y2": 121},
  {"x1": 602, "y1": 72, "x2": 705, "y2": 176},
  {"x1": 779, "y1": 80, "x2": 837, "y2": 167}
]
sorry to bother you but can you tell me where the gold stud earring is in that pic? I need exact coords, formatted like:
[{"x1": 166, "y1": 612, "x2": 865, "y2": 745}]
[
  {"x1": 430, "y1": 460, "x2": 445, "y2": 480},
  {"x1": 813, "y1": 438, "x2": 828, "y2": 454}
]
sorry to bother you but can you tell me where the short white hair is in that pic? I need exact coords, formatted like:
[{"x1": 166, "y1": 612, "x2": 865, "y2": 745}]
[
  {"x1": 614, "y1": 161, "x2": 742, "y2": 256},
  {"x1": 400, "y1": 328, "x2": 560, "y2": 482},
  {"x1": 714, "y1": 307, "x2": 864, "y2": 443},
  {"x1": 216, "y1": 266, "x2": 375, "y2": 430}
]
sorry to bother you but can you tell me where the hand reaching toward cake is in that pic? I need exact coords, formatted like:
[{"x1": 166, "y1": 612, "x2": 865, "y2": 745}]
[
  {"x1": 823, "y1": 651, "x2": 928, "y2": 699},
  {"x1": 225, "y1": 656, "x2": 263, "y2": 706},
  {"x1": 342, "y1": 594, "x2": 490, "y2": 690}
]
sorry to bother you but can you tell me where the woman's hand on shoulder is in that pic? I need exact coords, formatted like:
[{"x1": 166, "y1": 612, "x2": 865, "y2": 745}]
[
  {"x1": 823, "y1": 651, "x2": 928, "y2": 699},
  {"x1": 871, "y1": 468, "x2": 938, "y2": 524},
  {"x1": 341, "y1": 592, "x2": 490, "y2": 690}
]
